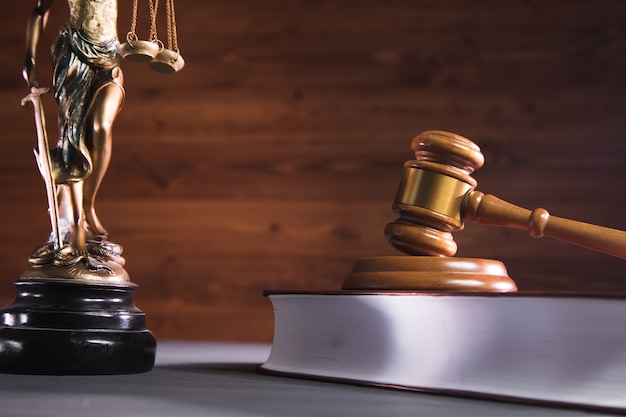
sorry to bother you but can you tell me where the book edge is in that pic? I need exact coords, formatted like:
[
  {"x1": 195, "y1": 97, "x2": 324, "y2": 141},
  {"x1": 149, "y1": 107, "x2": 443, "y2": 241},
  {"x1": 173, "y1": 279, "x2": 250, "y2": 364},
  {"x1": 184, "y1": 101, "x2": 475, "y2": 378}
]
[
  {"x1": 256, "y1": 364, "x2": 626, "y2": 415},
  {"x1": 262, "y1": 289, "x2": 626, "y2": 299}
]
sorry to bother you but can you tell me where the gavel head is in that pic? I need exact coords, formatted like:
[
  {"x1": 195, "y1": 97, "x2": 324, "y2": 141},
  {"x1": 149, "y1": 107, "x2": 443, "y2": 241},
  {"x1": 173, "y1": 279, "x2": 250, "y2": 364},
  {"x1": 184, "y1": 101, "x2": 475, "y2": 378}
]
[{"x1": 385, "y1": 130, "x2": 484, "y2": 257}]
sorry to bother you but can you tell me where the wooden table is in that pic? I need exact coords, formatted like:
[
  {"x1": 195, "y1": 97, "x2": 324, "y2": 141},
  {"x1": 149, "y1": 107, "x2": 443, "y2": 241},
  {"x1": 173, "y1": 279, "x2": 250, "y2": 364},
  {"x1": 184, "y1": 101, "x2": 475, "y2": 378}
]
[{"x1": 0, "y1": 341, "x2": 616, "y2": 416}]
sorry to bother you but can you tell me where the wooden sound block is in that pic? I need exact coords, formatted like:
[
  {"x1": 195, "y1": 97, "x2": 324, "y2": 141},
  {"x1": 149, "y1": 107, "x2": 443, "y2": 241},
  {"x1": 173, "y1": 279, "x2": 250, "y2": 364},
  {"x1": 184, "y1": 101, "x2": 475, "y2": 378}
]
[{"x1": 341, "y1": 256, "x2": 517, "y2": 292}]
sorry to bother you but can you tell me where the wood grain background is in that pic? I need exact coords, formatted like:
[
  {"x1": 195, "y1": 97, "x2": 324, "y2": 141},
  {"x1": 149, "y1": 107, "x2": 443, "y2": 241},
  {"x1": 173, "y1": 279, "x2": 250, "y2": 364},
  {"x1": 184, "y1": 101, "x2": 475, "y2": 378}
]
[{"x1": 0, "y1": 0, "x2": 625, "y2": 342}]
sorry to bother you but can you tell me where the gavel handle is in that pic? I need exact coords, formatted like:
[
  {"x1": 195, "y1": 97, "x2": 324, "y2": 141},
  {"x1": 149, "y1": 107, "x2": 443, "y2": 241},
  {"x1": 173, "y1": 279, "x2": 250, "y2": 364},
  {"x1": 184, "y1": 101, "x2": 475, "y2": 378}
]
[{"x1": 463, "y1": 191, "x2": 626, "y2": 260}]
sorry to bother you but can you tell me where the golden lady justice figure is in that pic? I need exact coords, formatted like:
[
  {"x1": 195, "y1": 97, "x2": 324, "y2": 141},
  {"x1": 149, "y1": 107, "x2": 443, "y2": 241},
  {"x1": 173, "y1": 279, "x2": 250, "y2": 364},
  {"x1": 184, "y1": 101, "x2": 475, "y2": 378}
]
[
  {"x1": 0, "y1": 0, "x2": 179, "y2": 375},
  {"x1": 23, "y1": 0, "x2": 127, "y2": 282}
]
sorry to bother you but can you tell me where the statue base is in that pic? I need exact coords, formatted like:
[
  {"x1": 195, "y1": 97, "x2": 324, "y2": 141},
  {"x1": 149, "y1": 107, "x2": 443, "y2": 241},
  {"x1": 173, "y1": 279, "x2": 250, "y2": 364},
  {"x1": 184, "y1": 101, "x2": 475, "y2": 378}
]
[{"x1": 0, "y1": 279, "x2": 156, "y2": 375}]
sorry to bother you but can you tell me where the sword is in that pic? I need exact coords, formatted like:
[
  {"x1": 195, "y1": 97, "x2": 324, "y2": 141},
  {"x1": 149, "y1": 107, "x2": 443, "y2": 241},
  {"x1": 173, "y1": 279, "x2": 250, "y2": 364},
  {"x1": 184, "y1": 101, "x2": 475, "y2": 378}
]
[{"x1": 21, "y1": 86, "x2": 63, "y2": 250}]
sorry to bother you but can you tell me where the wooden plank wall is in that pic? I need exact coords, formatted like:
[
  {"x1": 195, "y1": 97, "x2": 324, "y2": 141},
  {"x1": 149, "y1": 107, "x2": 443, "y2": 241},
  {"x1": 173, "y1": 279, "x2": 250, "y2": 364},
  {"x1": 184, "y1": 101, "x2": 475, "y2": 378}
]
[{"x1": 0, "y1": 0, "x2": 625, "y2": 342}]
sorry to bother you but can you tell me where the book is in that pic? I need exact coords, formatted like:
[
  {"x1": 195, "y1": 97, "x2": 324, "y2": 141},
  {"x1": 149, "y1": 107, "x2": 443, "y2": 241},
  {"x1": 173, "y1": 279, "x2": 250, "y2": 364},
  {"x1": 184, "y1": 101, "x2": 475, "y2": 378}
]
[{"x1": 259, "y1": 291, "x2": 626, "y2": 413}]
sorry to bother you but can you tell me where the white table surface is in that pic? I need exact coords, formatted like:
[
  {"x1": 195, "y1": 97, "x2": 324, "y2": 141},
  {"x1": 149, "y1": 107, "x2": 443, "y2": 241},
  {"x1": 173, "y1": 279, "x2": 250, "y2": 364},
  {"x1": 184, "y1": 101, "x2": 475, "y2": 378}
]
[{"x1": 0, "y1": 341, "x2": 617, "y2": 417}]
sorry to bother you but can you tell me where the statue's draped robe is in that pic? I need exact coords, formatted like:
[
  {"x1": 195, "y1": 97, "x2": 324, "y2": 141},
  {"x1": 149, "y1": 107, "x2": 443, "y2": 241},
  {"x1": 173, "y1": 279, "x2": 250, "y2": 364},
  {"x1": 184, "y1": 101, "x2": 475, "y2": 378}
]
[{"x1": 51, "y1": 18, "x2": 121, "y2": 182}]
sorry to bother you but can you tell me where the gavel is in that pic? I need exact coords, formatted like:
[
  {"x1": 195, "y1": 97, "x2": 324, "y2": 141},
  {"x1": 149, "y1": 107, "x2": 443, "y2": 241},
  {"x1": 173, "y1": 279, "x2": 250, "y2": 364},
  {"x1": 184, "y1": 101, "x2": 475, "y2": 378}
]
[{"x1": 342, "y1": 130, "x2": 626, "y2": 292}]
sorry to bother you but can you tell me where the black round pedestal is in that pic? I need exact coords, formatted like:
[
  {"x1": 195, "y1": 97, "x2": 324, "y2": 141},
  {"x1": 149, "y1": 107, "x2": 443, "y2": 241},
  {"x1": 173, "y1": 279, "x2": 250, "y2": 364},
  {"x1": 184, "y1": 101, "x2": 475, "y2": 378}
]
[{"x1": 0, "y1": 279, "x2": 156, "y2": 375}]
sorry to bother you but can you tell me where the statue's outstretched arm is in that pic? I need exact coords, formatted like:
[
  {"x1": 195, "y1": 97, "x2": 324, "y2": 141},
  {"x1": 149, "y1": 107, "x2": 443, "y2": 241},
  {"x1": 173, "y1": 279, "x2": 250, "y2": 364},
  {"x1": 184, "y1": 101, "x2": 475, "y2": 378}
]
[{"x1": 24, "y1": 0, "x2": 54, "y2": 88}]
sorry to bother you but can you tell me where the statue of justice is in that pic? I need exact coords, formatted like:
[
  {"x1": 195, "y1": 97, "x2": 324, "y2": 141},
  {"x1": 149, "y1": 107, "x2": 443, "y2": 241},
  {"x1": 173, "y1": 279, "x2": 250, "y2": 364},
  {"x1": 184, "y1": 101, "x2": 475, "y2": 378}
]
[
  {"x1": 22, "y1": 0, "x2": 183, "y2": 282},
  {"x1": 0, "y1": 0, "x2": 183, "y2": 374},
  {"x1": 23, "y1": 0, "x2": 127, "y2": 282}
]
